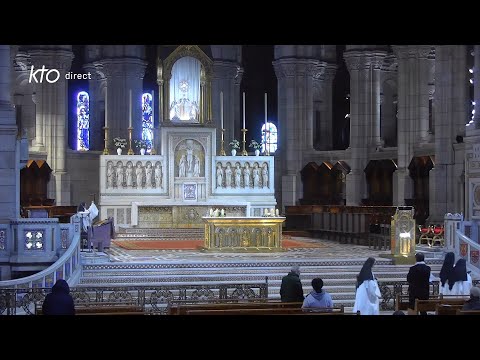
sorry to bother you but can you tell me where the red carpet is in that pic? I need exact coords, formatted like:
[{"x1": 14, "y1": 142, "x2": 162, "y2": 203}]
[{"x1": 112, "y1": 237, "x2": 324, "y2": 250}]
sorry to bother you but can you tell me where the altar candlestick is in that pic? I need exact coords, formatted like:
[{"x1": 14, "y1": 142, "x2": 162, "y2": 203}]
[
  {"x1": 151, "y1": 90, "x2": 155, "y2": 123},
  {"x1": 243, "y1": 92, "x2": 246, "y2": 129},
  {"x1": 105, "y1": 86, "x2": 108, "y2": 128},
  {"x1": 220, "y1": 91, "x2": 224, "y2": 129},
  {"x1": 264, "y1": 92, "x2": 268, "y2": 130},
  {"x1": 129, "y1": 89, "x2": 132, "y2": 128}
]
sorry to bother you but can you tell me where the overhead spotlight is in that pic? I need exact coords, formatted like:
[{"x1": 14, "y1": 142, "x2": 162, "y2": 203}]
[
  {"x1": 345, "y1": 114, "x2": 350, "y2": 118},
  {"x1": 470, "y1": 79, "x2": 474, "y2": 84},
  {"x1": 469, "y1": 68, "x2": 474, "y2": 73}
]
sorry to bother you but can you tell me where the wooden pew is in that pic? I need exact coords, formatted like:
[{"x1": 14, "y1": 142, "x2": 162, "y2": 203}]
[
  {"x1": 184, "y1": 307, "x2": 347, "y2": 315},
  {"x1": 456, "y1": 309, "x2": 480, "y2": 315},
  {"x1": 435, "y1": 304, "x2": 464, "y2": 315},
  {"x1": 169, "y1": 301, "x2": 304, "y2": 315},
  {"x1": 36, "y1": 301, "x2": 144, "y2": 315},
  {"x1": 411, "y1": 297, "x2": 468, "y2": 315}
]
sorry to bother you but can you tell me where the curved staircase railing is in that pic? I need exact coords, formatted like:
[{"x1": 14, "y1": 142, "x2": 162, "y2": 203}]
[{"x1": 0, "y1": 214, "x2": 82, "y2": 290}]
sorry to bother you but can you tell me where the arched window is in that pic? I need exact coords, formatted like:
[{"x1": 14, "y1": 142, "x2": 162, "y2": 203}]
[
  {"x1": 261, "y1": 122, "x2": 277, "y2": 154},
  {"x1": 142, "y1": 92, "x2": 154, "y2": 152},
  {"x1": 76, "y1": 91, "x2": 89, "y2": 151}
]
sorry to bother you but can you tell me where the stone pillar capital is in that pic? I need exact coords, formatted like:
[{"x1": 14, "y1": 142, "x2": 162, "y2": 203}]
[
  {"x1": 28, "y1": 49, "x2": 73, "y2": 71},
  {"x1": 273, "y1": 58, "x2": 318, "y2": 79},
  {"x1": 100, "y1": 58, "x2": 147, "y2": 79},
  {"x1": 212, "y1": 61, "x2": 240, "y2": 80}
]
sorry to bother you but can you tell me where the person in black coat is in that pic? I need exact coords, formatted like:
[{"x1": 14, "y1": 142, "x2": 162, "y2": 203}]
[
  {"x1": 42, "y1": 279, "x2": 75, "y2": 315},
  {"x1": 407, "y1": 253, "x2": 431, "y2": 314},
  {"x1": 280, "y1": 265, "x2": 304, "y2": 303}
]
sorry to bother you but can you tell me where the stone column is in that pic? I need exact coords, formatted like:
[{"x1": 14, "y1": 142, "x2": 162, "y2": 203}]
[
  {"x1": 101, "y1": 58, "x2": 147, "y2": 143},
  {"x1": 430, "y1": 45, "x2": 468, "y2": 222},
  {"x1": 392, "y1": 46, "x2": 415, "y2": 205},
  {"x1": 0, "y1": 45, "x2": 18, "y2": 220},
  {"x1": 474, "y1": 46, "x2": 480, "y2": 127},
  {"x1": 371, "y1": 54, "x2": 385, "y2": 148},
  {"x1": 343, "y1": 51, "x2": 370, "y2": 205},
  {"x1": 212, "y1": 61, "x2": 241, "y2": 150},
  {"x1": 313, "y1": 63, "x2": 335, "y2": 150},
  {"x1": 417, "y1": 46, "x2": 432, "y2": 143},
  {"x1": 28, "y1": 48, "x2": 73, "y2": 205},
  {"x1": 273, "y1": 57, "x2": 316, "y2": 208},
  {"x1": 83, "y1": 63, "x2": 104, "y2": 151}
]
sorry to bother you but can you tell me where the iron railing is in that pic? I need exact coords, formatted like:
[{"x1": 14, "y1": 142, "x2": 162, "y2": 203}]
[{"x1": 0, "y1": 279, "x2": 269, "y2": 315}]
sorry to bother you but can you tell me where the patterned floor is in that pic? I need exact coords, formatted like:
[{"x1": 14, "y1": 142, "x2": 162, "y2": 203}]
[{"x1": 103, "y1": 236, "x2": 392, "y2": 263}]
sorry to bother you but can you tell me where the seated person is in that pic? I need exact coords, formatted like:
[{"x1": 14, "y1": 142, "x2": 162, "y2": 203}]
[
  {"x1": 302, "y1": 278, "x2": 333, "y2": 310},
  {"x1": 462, "y1": 286, "x2": 480, "y2": 311}
]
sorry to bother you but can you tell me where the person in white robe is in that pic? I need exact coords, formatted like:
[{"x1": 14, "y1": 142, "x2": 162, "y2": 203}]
[
  {"x1": 438, "y1": 252, "x2": 455, "y2": 296},
  {"x1": 448, "y1": 258, "x2": 473, "y2": 296},
  {"x1": 353, "y1": 257, "x2": 382, "y2": 315},
  {"x1": 78, "y1": 201, "x2": 99, "y2": 233}
]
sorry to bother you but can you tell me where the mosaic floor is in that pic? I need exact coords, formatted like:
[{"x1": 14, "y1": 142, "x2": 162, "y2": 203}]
[{"x1": 102, "y1": 236, "x2": 392, "y2": 263}]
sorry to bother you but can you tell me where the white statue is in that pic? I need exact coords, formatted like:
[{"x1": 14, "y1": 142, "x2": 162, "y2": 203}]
[
  {"x1": 262, "y1": 164, "x2": 269, "y2": 188},
  {"x1": 126, "y1": 163, "x2": 134, "y2": 187},
  {"x1": 145, "y1": 163, "x2": 153, "y2": 188},
  {"x1": 253, "y1": 164, "x2": 260, "y2": 188},
  {"x1": 243, "y1": 163, "x2": 251, "y2": 188},
  {"x1": 135, "y1": 163, "x2": 143, "y2": 188},
  {"x1": 193, "y1": 155, "x2": 200, "y2": 177},
  {"x1": 234, "y1": 163, "x2": 242, "y2": 188},
  {"x1": 106, "y1": 162, "x2": 114, "y2": 188},
  {"x1": 179, "y1": 154, "x2": 186, "y2": 177},
  {"x1": 115, "y1": 161, "x2": 124, "y2": 188},
  {"x1": 225, "y1": 164, "x2": 232, "y2": 188},
  {"x1": 216, "y1": 164, "x2": 224, "y2": 188},
  {"x1": 186, "y1": 141, "x2": 194, "y2": 174},
  {"x1": 155, "y1": 162, "x2": 162, "y2": 188}
]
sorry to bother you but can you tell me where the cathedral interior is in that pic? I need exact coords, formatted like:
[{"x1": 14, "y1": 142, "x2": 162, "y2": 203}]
[{"x1": 0, "y1": 44, "x2": 479, "y2": 315}]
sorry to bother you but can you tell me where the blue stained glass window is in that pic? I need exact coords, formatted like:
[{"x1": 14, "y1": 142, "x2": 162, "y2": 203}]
[
  {"x1": 261, "y1": 122, "x2": 277, "y2": 154},
  {"x1": 142, "y1": 93, "x2": 154, "y2": 152},
  {"x1": 76, "y1": 91, "x2": 90, "y2": 151}
]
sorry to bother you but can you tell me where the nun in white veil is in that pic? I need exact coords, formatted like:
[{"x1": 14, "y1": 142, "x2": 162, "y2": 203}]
[{"x1": 352, "y1": 257, "x2": 382, "y2": 315}]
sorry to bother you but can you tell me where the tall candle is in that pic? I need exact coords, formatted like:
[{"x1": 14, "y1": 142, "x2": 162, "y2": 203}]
[
  {"x1": 151, "y1": 90, "x2": 155, "y2": 124},
  {"x1": 264, "y1": 92, "x2": 268, "y2": 130},
  {"x1": 105, "y1": 86, "x2": 108, "y2": 128},
  {"x1": 243, "y1": 92, "x2": 246, "y2": 129},
  {"x1": 129, "y1": 89, "x2": 132, "y2": 128},
  {"x1": 220, "y1": 91, "x2": 224, "y2": 129}
]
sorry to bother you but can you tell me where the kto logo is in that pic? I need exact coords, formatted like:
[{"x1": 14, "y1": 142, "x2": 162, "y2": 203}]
[{"x1": 28, "y1": 65, "x2": 60, "y2": 84}]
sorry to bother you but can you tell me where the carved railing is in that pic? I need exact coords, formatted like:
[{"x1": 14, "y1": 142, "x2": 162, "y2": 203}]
[
  {"x1": 377, "y1": 279, "x2": 480, "y2": 311},
  {"x1": 445, "y1": 213, "x2": 480, "y2": 275},
  {"x1": 0, "y1": 280, "x2": 269, "y2": 315},
  {"x1": 0, "y1": 215, "x2": 82, "y2": 310}
]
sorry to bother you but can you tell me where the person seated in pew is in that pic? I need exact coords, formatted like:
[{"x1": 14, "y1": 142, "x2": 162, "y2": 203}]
[
  {"x1": 302, "y1": 278, "x2": 333, "y2": 311},
  {"x1": 462, "y1": 286, "x2": 480, "y2": 310},
  {"x1": 448, "y1": 258, "x2": 472, "y2": 296}
]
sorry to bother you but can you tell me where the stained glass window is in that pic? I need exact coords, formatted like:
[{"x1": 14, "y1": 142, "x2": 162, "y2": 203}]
[
  {"x1": 142, "y1": 92, "x2": 153, "y2": 152},
  {"x1": 76, "y1": 91, "x2": 90, "y2": 151},
  {"x1": 261, "y1": 122, "x2": 277, "y2": 154}
]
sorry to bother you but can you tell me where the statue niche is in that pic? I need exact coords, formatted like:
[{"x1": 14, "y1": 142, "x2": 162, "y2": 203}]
[
  {"x1": 159, "y1": 45, "x2": 213, "y2": 124},
  {"x1": 175, "y1": 139, "x2": 204, "y2": 178}
]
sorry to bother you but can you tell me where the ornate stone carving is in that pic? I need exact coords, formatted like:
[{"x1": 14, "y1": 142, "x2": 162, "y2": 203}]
[
  {"x1": 176, "y1": 139, "x2": 204, "y2": 178},
  {"x1": 0, "y1": 229, "x2": 6, "y2": 250}
]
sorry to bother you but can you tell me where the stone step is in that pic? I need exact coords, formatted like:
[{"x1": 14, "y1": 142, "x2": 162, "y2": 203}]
[{"x1": 116, "y1": 227, "x2": 205, "y2": 239}]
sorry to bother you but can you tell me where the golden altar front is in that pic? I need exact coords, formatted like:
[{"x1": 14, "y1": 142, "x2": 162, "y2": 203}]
[{"x1": 203, "y1": 217, "x2": 286, "y2": 251}]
